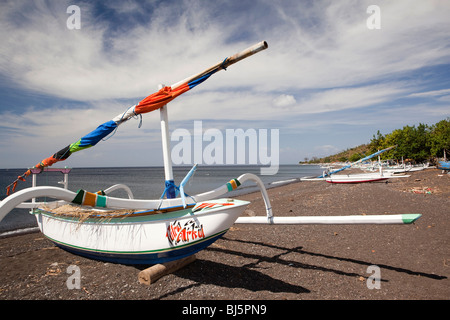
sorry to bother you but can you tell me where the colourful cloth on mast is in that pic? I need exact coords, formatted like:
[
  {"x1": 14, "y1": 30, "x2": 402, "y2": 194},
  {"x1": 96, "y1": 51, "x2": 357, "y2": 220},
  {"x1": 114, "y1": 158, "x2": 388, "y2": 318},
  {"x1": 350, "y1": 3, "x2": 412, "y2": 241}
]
[
  {"x1": 5, "y1": 121, "x2": 118, "y2": 196},
  {"x1": 134, "y1": 85, "x2": 190, "y2": 114},
  {"x1": 69, "y1": 120, "x2": 117, "y2": 153},
  {"x1": 134, "y1": 67, "x2": 221, "y2": 114},
  {"x1": 5, "y1": 58, "x2": 227, "y2": 196}
]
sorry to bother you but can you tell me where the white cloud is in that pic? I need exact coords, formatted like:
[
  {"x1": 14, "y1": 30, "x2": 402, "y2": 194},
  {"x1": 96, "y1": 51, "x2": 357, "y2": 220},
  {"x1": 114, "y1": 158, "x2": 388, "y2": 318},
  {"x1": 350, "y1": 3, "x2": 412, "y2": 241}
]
[
  {"x1": 295, "y1": 84, "x2": 407, "y2": 114},
  {"x1": 2, "y1": 0, "x2": 448, "y2": 102},
  {"x1": 408, "y1": 88, "x2": 450, "y2": 98},
  {"x1": 253, "y1": 1, "x2": 450, "y2": 92},
  {"x1": 1, "y1": 0, "x2": 449, "y2": 103},
  {"x1": 273, "y1": 94, "x2": 296, "y2": 108},
  {"x1": 0, "y1": 1, "x2": 242, "y2": 101},
  {"x1": 1, "y1": 0, "x2": 449, "y2": 167}
]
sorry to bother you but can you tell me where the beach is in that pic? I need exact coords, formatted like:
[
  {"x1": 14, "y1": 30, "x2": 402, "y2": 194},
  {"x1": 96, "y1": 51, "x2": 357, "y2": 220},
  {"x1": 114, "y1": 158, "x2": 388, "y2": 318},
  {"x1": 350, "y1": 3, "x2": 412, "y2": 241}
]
[{"x1": 0, "y1": 168, "x2": 448, "y2": 301}]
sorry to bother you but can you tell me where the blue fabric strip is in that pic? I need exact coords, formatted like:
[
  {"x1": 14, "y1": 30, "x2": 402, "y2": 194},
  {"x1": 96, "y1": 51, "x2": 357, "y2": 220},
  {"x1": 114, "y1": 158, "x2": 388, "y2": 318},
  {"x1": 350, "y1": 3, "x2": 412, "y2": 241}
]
[
  {"x1": 188, "y1": 69, "x2": 218, "y2": 89},
  {"x1": 78, "y1": 120, "x2": 118, "y2": 147}
]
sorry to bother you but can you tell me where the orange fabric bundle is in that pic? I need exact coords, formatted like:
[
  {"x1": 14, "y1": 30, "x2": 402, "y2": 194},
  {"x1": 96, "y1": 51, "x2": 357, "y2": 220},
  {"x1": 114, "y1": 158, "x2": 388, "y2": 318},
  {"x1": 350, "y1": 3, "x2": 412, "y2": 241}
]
[{"x1": 134, "y1": 85, "x2": 190, "y2": 115}]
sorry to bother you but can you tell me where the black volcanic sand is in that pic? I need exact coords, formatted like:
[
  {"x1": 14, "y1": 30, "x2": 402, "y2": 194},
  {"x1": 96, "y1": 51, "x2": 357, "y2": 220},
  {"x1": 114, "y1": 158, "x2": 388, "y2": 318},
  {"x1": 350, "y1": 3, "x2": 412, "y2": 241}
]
[{"x1": 0, "y1": 168, "x2": 448, "y2": 302}]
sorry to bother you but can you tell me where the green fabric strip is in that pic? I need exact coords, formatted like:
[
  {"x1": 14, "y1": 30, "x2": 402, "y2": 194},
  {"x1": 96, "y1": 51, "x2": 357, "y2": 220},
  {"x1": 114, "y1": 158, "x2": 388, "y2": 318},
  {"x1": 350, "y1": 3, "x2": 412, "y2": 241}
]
[
  {"x1": 69, "y1": 140, "x2": 92, "y2": 153},
  {"x1": 96, "y1": 195, "x2": 107, "y2": 207}
]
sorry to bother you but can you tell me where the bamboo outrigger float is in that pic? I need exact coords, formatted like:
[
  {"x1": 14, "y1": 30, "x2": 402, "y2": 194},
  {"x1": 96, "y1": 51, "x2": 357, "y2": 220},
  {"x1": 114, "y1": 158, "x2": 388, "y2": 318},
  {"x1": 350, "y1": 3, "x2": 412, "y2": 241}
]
[{"x1": 0, "y1": 41, "x2": 421, "y2": 265}]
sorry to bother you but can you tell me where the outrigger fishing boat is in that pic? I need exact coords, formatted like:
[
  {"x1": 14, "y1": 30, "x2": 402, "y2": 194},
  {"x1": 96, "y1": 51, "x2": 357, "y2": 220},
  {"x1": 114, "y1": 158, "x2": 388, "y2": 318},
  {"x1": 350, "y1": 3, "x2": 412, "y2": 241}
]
[
  {"x1": 301, "y1": 147, "x2": 395, "y2": 181},
  {"x1": 438, "y1": 150, "x2": 450, "y2": 173},
  {"x1": 0, "y1": 42, "x2": 421, "y2": 265},
  {"x1": 438, "y1": 161, "x2": 450, "y2": 172},
  {"x1": 302, "y1": 146, "x2": 410, "y2": 183},
  {"x1": 325, "y1": 162, "x2": 411, "y2": 184},
  {"x1": 325, "y1": 172, "x2": 396, "y2": 184}
]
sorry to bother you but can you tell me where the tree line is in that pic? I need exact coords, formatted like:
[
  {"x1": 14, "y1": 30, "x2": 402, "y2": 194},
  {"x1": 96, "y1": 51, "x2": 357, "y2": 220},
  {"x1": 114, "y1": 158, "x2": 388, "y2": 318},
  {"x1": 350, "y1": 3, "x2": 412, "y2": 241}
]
[
  {"x1": 369, "y1": 118, "x2": 449, "y2": 163},
  {"x1": 302, "y1": 118, "x2": 450, "y2": 164}
]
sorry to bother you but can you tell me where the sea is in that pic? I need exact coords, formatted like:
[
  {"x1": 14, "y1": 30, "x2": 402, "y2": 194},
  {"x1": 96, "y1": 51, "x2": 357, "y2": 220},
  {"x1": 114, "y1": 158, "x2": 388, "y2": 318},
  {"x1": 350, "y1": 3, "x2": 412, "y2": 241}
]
[{"x1": 0, "y1": 164, "x2": 322, "y2": 235}]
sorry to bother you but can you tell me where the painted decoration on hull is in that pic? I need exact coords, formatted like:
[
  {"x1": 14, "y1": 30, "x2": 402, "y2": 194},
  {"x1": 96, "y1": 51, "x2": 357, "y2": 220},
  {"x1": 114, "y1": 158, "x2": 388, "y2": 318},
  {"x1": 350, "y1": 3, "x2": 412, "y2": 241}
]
[{"x1": 166, "y1": 219, "x2": 206, "y2": 246}]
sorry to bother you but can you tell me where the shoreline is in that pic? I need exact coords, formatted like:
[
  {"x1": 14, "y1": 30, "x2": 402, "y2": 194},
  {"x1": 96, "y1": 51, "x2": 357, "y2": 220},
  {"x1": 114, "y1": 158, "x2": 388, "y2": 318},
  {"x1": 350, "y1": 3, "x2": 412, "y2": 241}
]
[{"x1": 0, "y1": 168, "x2": 448, "y2": 300}]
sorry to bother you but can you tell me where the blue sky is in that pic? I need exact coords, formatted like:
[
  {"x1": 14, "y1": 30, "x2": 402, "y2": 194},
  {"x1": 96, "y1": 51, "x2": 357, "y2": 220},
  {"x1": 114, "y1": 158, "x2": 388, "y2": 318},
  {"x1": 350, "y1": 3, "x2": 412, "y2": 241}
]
[{"x1": 0, "y1": 0, "x2": 449, "y2": 169}]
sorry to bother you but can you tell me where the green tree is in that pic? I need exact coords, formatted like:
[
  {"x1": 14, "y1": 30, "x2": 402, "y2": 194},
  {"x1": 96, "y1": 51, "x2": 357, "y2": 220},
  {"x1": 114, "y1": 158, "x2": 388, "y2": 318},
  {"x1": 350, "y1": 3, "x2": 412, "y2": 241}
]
[
  {"x1": 308, "y1": 118, "x2": 449, "y2": 164},
  {"x1": 369, "y1": 130, "x2": 385, "y2": 153},
  {"x1": 412, "y1": 123, "x2": 431, "y2": 162},
  {"x1": 378, "y1": 124, "x2": 431, "y2": 162},
  {"x1": 349, "y1": 153, "x2": 362, "y2": 162},
  {"x1": 382, "y1": 129, "x2": 402, "y2": 159},
  {"x1": 429, "y1": 118, "x2": 450, "y2": 157}
]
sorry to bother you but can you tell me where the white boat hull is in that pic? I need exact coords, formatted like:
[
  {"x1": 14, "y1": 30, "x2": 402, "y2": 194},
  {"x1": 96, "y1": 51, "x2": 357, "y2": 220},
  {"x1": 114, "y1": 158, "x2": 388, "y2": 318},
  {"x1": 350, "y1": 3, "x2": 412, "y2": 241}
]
[
  {"x1": 326, "y1": 175, "x2": 388, "y2": 183},
  {"x1": 32, "y1": 198, "x2": 249, "y2": 264},
  {"x1": 325, "y1": 173, "x2": 410, "y2": 184}
]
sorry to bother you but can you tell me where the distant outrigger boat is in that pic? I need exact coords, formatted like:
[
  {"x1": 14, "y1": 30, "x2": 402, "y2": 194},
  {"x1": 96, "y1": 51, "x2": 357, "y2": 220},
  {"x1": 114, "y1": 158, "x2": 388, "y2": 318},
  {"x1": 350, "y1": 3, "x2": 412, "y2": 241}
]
[
  {"x1": 438, "y1": 150, "x2": 450, "y2": 173},
  {"x1": 0, "y1": 42, "x2": 421, "y2": 265},
  {"x1": 438, "y1": 161, "x2": 450, "y2": 172},
  {"x1": 325, "y1": 160, "x2": 412, "y2": 184},
  {"x1": 324, "y1": 171, "x2": 409, "y2": 184},
  {"x1": 301, "y1": 147, "x2": 396, "y2": 182},
  {"x1": 370, "y1": 157, "x2": 430, "y2": 174}
]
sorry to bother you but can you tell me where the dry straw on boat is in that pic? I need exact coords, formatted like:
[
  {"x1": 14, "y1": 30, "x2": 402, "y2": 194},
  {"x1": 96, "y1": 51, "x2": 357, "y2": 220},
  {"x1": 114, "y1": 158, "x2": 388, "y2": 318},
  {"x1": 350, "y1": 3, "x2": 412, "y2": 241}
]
[{"x1": 39, "y1": 204, "x2": 138, "y2": 223}]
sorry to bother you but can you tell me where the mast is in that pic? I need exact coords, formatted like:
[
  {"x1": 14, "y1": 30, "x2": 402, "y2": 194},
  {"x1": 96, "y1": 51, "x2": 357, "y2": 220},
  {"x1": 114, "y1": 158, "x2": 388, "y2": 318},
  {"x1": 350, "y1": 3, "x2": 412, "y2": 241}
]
[{"x1": 159, "y1": 84, "x2": 176, "y2": 199}]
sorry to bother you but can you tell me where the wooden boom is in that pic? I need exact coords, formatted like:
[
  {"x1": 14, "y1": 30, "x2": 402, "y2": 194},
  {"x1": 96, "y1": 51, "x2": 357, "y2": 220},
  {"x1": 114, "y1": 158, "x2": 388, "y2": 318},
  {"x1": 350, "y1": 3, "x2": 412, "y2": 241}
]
[{"x1": 171, "y1": 41, "x2": 268, "y2": 89}]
